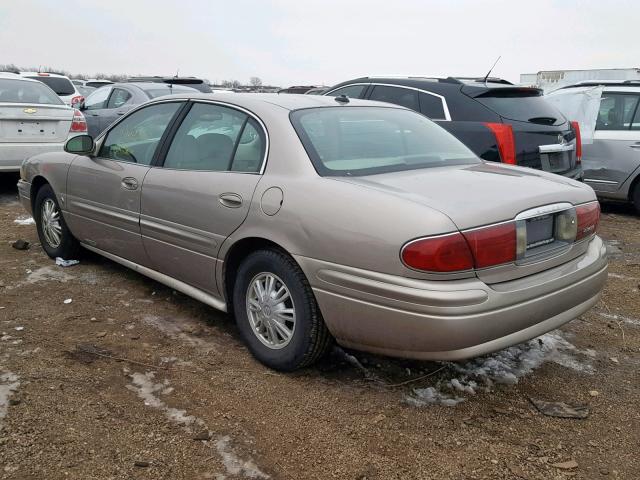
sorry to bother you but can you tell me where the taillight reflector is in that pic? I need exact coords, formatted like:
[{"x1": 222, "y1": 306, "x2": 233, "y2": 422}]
[
  {"x1": 575, "y1": 202, "x2": 599, "y2": 240},
  {"x1": 401, "y1": 233, "x2": 474, "y2": 272},
  {"x1": 462, "y1": 222, "x2": 517, "y2": 269},
  {"x1": 571, "y1": 121, "x2": 582, "y2": 164},
  {"x1": 70, "y1": 95, "x2": 84, "y2": 108},
  {"x1": 70, "y1": 109, "x2": 87, "y2": 133},
  {"x1": 485, "y1": 122, "x2": 516, "y2": 165}
]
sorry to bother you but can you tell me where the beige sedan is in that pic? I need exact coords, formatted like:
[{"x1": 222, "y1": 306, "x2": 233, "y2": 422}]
[{"x1": 18, "y1": 93, "x2": 607, "y2": 371}]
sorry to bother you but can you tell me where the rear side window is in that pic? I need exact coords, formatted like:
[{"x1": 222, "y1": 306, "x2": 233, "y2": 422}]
[
  {"x1": 369, "y1": 85, "x2": 419, "y2": 111},
  {"x1": 99, "y1": 102, "x2": 181, "y2": 165},
  {"x1": 290, "y1": 106, "x2": 478, "y2": 176},
  {"x1": 325, "y1": 84, "x2": 367, "y2": 99},
  {"x1": 475, "y1": 91, "x2": 565, "y2": 126},
  {"x1": 0, "y1": 79, "x2": 63, "y2": 105},
  {"x1": 25, "y1": 76, "x2": 75, "y2": 96},
  {"x1": 596, "y1": 93, "x2": 640, "y2": 130},
  {"x1": 164, "y1": 103, "x2": 265, "y2": 172},
  {"x1": 419, "y1": 92, "x2": 446, "y2": 119},
  {"x1": 106, "y1": 88, "x2": 132, "y2": 109}
]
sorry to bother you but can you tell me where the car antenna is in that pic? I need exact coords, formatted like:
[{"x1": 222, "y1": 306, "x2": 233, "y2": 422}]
[{"x1": 482, "y1": 55, "x2": 501, "y2": 85}]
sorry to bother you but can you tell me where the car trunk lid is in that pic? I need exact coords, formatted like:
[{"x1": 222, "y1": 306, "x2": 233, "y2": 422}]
[{"x1": 0, "y1": 103, "x2": 73, "y2": 143}]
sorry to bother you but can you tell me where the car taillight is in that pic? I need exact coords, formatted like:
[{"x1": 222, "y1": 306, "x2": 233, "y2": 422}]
[
  {"x1": 401, "y1": 233, "x2": 474, "y2": 272},
  {"x1": 571, "y1": 121, "x2": 582, "y2": 164},
  {"x1": 485, "y1": 122, "x2": 516, "y2": 165},
  {"x1": 575, "y1": 202, "x2": 599, "y2": 241},
  {"x1": 70, "y1": 109, "x2": 87, "y2": 133},
  {"x1": 70, "y1": 95, "x2": 84, "y2": 108},
  {"x1": 462, "y1": 222, "x2": 517, "y2": 269}
]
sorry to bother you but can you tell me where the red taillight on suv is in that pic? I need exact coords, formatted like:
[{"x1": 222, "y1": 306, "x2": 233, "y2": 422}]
[
  {"x1": 70, "y1": 95, "x2": 84, "y2": 108},
  {"x1": 485, "y1": 122, "x2": 516, "y2": 165},
  {"x1": 70, "y1": 109, "x2": 87, "y2": 133},
  {"x1": 571, "y1": 121, "x2": 582, "y2": 164},
  {"x1": 401, "y1": 233, "x2": 474, "y2": 272},
  {"x1": 576, "y1": 202, "x2": 600, "y2": 240},
  {"x1": 462, "y1": 222, "x2": 517, "y2": 269}
]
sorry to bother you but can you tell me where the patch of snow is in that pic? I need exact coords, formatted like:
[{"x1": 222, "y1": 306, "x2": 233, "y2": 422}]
[
  {"x1": 127, "y1": 372, "x2": 267, "y2": 479},
  {"x1": 598, "y1": 312, "x2": 640, "y2": 327},
  {"x1": 406, "y1": 331, "x2": 594, "y2": 407},
  {"x1": 63, "y1": 298, "x2": 72, "y2": 304},
  {"x1": 22, "y1": 266, "x2": 74, "y2": 285},
  {"x1": 13, "y1": 216, "x2": 34, "y2": 225},
  {"x1": 140, "y1": 314, "x2": 218, "y2": 352},
  {"x1": 0, "y1": 372, "x2": 20, "y2": 421},
  {"x1": 608, "y1": 272, "x2": 638, "y2": 281}
]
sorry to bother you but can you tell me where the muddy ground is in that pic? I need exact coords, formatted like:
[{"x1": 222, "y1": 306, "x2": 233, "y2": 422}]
[{"x1": 0, "y1": 173, "x2": 638, "y2": 480}]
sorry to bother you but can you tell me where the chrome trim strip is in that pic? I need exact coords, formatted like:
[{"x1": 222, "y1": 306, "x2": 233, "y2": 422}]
[
  {"x1": 539, "y1": 143, "x2": 574, "y2": 154},
  {"x1": 584, "y1": 178, "x2": 618, "y2": 185},
  {"x1": 81, "y1": 243, "x2": 227, "y2": 312},
  {"x1": 515, "y1": 202, "x2": 574, "y2": 220},
  {"x1": 324, "y1": 82, "x2": 452, "y2": 121}
]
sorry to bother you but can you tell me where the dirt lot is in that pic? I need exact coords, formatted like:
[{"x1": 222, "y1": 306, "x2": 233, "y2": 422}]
[{"x1": 0, "y1": 173, "x2": 638, "y2": 480}]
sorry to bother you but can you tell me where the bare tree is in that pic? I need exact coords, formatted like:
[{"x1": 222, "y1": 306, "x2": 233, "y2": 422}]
[{"x1": 249, "y1": 76, "x2": 263, "y2": 88}]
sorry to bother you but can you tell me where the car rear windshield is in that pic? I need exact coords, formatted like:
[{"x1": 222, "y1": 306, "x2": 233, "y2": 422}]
[
  {"x1": 290, "y1": 107, "x2": 479, "y2": 176},
  {"x1": 25, "y1": 76, "x2": 75, "y2": 96},
  {"x1": 0, "y1": 79, "x2": 64, "y2": 105},
  {"x1": 474, "y1": 90, "x2": 566, "y2": 126},
  {"x1": 144, "y1": 85, "x2": 198, "y2": 98}
]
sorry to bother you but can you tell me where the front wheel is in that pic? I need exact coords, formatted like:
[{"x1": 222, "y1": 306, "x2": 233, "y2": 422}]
[
  {"x1": 34, "y1": 184, "x2": 80, "y2": 259},
  {"x1": 233, "y1": 249, "x2": 332, "y2": 371}
]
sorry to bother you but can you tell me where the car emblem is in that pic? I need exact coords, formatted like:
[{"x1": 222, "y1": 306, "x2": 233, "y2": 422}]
[{"x1": 23, "y1": 108, "x2": 37, "y2": 114}]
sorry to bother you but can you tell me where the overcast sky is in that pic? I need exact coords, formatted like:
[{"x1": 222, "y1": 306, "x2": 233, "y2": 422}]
[{"x1": 1, "y1": 0, "x2": 638, "y2": 86}]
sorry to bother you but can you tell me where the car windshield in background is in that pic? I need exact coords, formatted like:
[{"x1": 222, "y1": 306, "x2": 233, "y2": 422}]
[
  {"x1": 143, "y1": 85, "x2": 198, "y2": 99},
  {"x1": 25, "y1": 76, "x2": 75, "y2": 96},
  {"x1": 0, "y1": 79, "x2": 64, "y2": 105},
  {"x1": 475, "y1": 90, "x2": 565, "y2": 126},
  {"x1": 290, "y1": 107, "x2": 478, "y2": 176}
]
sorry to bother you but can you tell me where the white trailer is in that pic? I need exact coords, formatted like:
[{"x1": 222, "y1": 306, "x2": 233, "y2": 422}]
[{"x1": 519, "y1": 68, "x2": 640, "y2": 92}]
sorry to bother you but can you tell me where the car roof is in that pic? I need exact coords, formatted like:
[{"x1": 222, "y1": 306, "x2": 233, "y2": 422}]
[
  {"x1": 149, "y1": 92, "x2": 405, "y2": 111},
  {"x1": 19, "y1": 72, "x2": 71, "y2": 79},
  {"x1": 560, "y1": 80, "x2": 640, "y2": 90},
  {"x1": 327, "y1": 76, "x2": 519, "y2": 95},
  {"x1": 0, "y1": 73, "x2": 46, "y2": 84}
]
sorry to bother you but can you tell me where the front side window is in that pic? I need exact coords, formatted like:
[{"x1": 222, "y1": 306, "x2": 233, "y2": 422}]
[
  {"x1": 369, "y1": 85, "x2": 419, "y2": 112},
  {"x1": 106, "y1": 88, "x2": 132, "y2": 109},
  {"x1": 164, "y1": 103, "x2": 265, "y2": 172},
  {"x1": 325, "y1": 84, "x2": 367, "y2": 99},
  {"x1": 0, "y1": 79, "x2": 63, "y2": 105},
  {"x1": 291, "y1": 106, "x2": 478, "y2": 176},
  {"x1": 99, "y1": 102, "x2": 182, "y2": 165},
  {"x1": 596, "y1": 93, "x2": 640, "y2": 130},
  {"x1": 84, "y1": 87, "x2": 112, "y2": 110}
]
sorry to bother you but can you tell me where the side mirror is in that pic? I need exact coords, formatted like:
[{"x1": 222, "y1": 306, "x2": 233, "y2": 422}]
[{"x1": 65, "y1": 135, "x2": 95, "y2": 155}]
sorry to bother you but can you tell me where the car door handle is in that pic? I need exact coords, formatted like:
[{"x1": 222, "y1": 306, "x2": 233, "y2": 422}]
[
  {"x1": 218, "y1": 193, "x2": 243, "y2": 208},
  {"x1": 121, "y1": 177, "x2": 139, "y2": 190}
]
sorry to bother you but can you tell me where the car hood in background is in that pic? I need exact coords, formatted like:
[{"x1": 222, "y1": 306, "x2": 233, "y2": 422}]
[{"x1": 332, "y1": 162, "x2": 594, "y2": 230}]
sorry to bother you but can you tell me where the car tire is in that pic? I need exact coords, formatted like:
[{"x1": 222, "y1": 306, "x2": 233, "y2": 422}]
[
  {"x1": 233, "y1": 249, "x2": 332, "y2": 371},
  {"x1": 632, "y1": 183, "x2": 640, "y2": 215},
  {"x1": 34, "y1": 184, "x2": 80, "y2": 260}
]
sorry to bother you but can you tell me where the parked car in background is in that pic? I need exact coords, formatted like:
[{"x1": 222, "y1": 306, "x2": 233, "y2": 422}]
[
  {"x1": 19, "y1": 72, "x2": 84, "y2": 108},
  {"x1": 304, "y1": 86, "x2": 329, "y2": 95},
  {"x1": 76, "y1": 85, "x2": 96, "y2": 97},
  {"x1": 0, "y1": 73, "x2": 86, "y2": 172},
  {"x1": 278, "y1": 85, "x2": 321, "y2": 94},
  {"x1": 72, "y1": 79, "x2": 114, "y2": 89},
  {"x1": 128, "y1": 76, "x2": 212, "y2": 93},
  {"x1": 18, "y1": 93, "x2": 606, "y2": 371},
  {"x1": 547, "y1": 81, "x2": 640, "y2": 213},
  {"x1": 79, "y1": 82, "x2": 198, "y2": 137},
  {"x1": 325, "y1": 76, "x2": 583, "y2": 179}
]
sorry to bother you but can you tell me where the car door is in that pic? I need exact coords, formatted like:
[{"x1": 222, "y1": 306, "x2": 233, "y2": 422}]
[
  {"x1": 140, "y1": 101, "x2": 267, "y2": 294},
  {"x1": 65, "y1": 101, "x2": 184, "y2": 265},
  {"x1": 82, "y1": 86, "x2": 112, "y2": 137},
  {"x1": 100, "y1": 87, "x2": 135, "y2": 132},
  {"x1": 583, "y1": 92, "x2": 640, "y2": 193}
]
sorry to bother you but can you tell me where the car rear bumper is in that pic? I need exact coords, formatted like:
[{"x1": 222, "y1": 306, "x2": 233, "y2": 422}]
[
  {"x1": 0, "y1": 143, "x2": 65, "y2": 171},
  {"x1": 295, "y1": 235, "x2": 607, "y2": 360}
]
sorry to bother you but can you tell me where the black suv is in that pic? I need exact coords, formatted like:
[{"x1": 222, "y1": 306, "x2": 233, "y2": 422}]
[
  {"x1": 127, "y1": 76, "x2": 212, "y2": 93},
  {"x1": 324, "y1": 76, "x2": 583, "y2": 179}
]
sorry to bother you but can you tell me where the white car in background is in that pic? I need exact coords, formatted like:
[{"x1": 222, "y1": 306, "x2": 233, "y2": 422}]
[
  {"x1": 0, "y1": 73, "x2": 87, "y2": 172},
  {"x1": 19, "y1": 71, "x2": 84, "y2": 108}
]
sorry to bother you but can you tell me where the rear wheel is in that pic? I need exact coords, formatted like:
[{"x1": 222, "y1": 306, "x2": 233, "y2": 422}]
[
  {"x1": 233, "y1": 249, "x2": 332, "y2": 371},
  {"x1": 632, "y1": 183, "x2": 640, "y2": 215},
  {"x1": 34, "y1": 184, "x2": 80, "y2": 259}
]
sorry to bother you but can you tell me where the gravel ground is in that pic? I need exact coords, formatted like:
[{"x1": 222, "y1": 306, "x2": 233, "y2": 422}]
[{"x1": 0, "y1": 173, "x2": 638, "y2": 480}]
